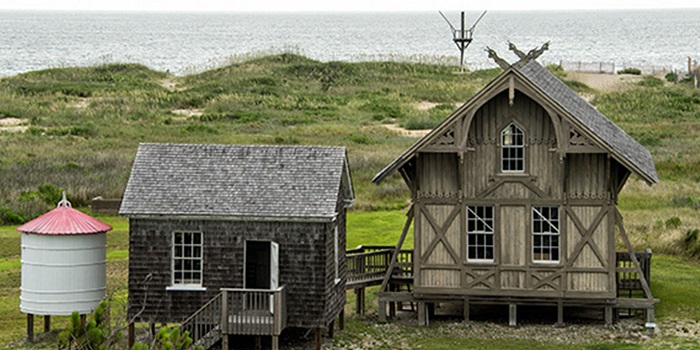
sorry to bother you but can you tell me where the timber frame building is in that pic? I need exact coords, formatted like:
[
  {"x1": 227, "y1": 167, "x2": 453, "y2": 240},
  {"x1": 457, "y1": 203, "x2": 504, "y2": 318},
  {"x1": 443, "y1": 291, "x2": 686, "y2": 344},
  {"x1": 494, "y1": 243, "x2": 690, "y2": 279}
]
[{"x1": 372, "y1": 54, "x2": 658, "y2": 326}]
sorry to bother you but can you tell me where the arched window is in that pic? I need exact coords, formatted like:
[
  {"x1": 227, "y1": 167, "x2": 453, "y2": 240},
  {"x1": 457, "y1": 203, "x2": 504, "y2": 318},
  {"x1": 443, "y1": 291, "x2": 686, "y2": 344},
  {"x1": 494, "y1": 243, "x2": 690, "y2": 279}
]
[{"x1": 501, "y1": 123, "x2": 524, "y2": 172}]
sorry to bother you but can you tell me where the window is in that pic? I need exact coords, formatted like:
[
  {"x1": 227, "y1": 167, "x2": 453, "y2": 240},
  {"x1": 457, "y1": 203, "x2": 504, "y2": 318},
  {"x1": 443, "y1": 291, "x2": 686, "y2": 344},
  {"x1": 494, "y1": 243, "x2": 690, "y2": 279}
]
[
  {"x1": 532, "y1": 207, "x2": 560, "y2": 262},
  {"x1": 172, "y1": 231, "x2": 203, "y2": 286},
  {"x1": 467, "y1": 206, "x2": 494, "y2": 261},
  {"x1": 501, "y1": 123, "x2": 525, "y2": 172}
]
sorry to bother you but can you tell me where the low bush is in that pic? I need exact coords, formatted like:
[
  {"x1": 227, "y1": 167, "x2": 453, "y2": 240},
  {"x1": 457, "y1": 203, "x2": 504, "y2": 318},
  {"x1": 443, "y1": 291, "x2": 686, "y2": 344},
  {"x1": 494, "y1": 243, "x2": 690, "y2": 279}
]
[
  {"x1": 666, "y1": 216, "x2": 682, "y2": 229},
  {"x1": 683, "y1": 228, "x2": 700, "y2": 258},
  {"x1": 618, "y1": 67, "x2": 642, "y2": 75}
]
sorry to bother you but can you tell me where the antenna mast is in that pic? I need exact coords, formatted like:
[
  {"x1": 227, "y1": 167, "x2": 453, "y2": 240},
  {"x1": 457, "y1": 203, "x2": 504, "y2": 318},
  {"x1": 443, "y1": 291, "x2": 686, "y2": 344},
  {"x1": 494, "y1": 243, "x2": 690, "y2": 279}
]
[{"x1": 439, "y1": 10, "x2": 487, "y2": 73}]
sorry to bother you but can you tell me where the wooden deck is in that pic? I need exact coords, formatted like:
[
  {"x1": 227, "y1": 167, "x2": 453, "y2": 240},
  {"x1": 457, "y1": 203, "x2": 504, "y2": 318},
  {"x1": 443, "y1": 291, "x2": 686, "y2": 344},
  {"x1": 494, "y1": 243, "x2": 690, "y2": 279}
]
[
  {"x1": 346, "y1": 246, "x2": 656, "y2": 324},
  {"x1": 180, "y1": 286, "x2": 287, "y2": 350},
  {"x1": 346, "y1": 245, "x2": 412, "y2": 289}
]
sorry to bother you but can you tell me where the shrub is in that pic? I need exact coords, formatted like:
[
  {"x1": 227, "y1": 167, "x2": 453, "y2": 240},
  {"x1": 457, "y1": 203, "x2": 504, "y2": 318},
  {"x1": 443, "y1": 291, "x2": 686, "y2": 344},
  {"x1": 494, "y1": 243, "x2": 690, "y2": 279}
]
[
  {"x1": 683, "y1": 229, "x2": 700, "y2": 258},
  {"x1": 665, "y1": 216, "x2": 682, "y2": 229},
  {"x1": 20, "y1": 183, "x2": 64, "y2": 206},
  {"x1": 0, "y1": 206, "x2": 24, "y2": 225},
  {"x1": 350, "y1": 134, "x2": 375, "y2": 145},
  {"x1": 638, "y1": 76, "x2": 664, "y2": 88},
  {"x1": 618, "y1": 67, "x2": 642, "y2": 75}
]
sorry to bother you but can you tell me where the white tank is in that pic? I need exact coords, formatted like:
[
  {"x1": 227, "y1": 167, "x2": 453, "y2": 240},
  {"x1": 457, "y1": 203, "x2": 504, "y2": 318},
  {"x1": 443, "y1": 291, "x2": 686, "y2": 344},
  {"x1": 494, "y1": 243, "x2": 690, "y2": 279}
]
[
  {"x1": 20, "y1": 233, "x2": 107, "y2": 315},
  {"x1": 17, "y1": 193, "x2": 111, "y2": 316}
]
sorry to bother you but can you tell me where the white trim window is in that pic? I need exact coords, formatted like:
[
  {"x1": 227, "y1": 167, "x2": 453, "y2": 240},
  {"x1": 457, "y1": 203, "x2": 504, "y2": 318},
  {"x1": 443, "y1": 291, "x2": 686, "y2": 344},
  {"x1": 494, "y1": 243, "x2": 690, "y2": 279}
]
[
  {"x1": 172, "y1": 231, "x2": 203, "y2": 286},
  {"x1": 532, "y1": 207, "x2": 560, "y2": 263},
  {"x1": 501, "y1": 123, "x2": 525, "y2": 172},
  {"x1": 467, "y1": 206, "x2": 494, "y2": 262}
]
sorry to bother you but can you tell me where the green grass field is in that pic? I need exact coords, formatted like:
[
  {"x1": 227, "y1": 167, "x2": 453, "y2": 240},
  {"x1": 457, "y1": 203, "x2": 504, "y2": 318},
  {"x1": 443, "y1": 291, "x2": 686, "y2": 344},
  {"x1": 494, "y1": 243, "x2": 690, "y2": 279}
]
[
  {"x1": 1, "y1": 212, "x2": 699, "y2": 349},
  {"x1": 0, "y1": 55, "x2": 699, "y2": 348}
]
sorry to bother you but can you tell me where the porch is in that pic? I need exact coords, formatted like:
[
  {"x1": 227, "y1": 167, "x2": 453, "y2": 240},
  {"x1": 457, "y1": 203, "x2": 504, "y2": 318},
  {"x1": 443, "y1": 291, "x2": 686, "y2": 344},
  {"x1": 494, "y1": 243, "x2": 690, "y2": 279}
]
[{"x1": 179, "y1": 287, "x2": 287, "y2": 350}]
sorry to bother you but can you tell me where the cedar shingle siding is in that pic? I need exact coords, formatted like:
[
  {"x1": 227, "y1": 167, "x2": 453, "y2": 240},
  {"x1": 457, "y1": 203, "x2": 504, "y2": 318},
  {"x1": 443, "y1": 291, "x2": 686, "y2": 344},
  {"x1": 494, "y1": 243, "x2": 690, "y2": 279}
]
[{"x1": 121, "y1": 144, "x2": 353, "y2": 329}]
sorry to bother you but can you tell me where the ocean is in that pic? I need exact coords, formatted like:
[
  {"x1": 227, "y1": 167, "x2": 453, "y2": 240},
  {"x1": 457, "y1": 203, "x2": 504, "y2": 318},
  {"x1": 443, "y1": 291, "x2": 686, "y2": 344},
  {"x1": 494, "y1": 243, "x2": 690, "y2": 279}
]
[{"x1": 0, "y1": 9, "x2": 698, "y2": 77}]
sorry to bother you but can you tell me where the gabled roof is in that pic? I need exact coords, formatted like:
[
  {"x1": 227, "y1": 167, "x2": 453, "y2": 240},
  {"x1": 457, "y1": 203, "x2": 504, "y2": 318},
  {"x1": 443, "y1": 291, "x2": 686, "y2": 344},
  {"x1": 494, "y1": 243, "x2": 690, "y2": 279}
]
[
  {"x1": 18, "y1": 194, "x2": 112, "y2": 235},
  {"x1": 120, "y1": 143, "x2": 354, "y2": 220},
  {"x1": 373, "y1": 60, "x2": 658, "y2": 185}
]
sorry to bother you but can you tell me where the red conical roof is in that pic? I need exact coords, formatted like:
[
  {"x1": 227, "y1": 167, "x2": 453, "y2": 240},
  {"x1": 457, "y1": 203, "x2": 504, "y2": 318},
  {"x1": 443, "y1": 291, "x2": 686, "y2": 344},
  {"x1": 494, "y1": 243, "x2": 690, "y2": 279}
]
[{"x1": 16, "y1": 193, "x2": 112, "y2": 235}]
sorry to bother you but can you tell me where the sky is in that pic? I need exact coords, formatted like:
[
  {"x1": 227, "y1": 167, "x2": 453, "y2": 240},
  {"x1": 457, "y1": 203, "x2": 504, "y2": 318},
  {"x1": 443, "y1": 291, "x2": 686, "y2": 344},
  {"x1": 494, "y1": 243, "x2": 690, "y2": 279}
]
[{"x1": 0, "y1": 0, "x2": 698, "y2": 12}]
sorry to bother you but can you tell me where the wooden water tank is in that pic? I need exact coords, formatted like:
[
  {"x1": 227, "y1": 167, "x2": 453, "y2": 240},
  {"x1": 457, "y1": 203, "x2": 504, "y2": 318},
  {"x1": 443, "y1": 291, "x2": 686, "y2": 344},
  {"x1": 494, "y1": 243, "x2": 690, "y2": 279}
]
[{"x1": 18, "y1": 193, "x2": 112, "y2": 316}]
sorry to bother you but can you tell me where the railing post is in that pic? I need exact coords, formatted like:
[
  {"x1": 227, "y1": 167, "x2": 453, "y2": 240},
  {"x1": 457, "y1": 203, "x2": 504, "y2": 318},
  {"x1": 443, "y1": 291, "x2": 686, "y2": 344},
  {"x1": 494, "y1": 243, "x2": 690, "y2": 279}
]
[
  {"x1": 273, "y1": 288, "x2": 281, "y2": 336},
  {"x1": 221, "y1": 290, "x2": 229, "y2": 350}
]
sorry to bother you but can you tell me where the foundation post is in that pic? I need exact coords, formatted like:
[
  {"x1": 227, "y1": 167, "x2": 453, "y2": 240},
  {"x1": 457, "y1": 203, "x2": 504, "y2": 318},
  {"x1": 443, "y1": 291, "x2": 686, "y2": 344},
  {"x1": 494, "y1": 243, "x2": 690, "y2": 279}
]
[
  {"x1": 556, "y1": 301, "x2": 565, "y2": 327},
  {"x1": 128, "y1": 323, "x2": 135, "y2": 349},
  {"x1": 604, "y1": 307, "x2": 614, "y2": 326},
  {"x1": 463, "y1": 296, "x2": 470, "y2": 321},
  {"x1": 508, "y1": 304, "x2": 517, "y2": 327}
]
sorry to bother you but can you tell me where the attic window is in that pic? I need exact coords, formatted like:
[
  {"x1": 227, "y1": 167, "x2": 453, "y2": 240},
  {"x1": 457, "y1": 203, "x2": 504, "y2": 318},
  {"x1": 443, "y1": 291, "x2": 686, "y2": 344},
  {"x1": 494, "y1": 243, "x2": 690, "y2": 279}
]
[
  {"x1": 172, "y1": 231, "x2": 203, "y2": 286},
  {"x1": 501, "y1": 123, "x2": 525, "y2": 172}
]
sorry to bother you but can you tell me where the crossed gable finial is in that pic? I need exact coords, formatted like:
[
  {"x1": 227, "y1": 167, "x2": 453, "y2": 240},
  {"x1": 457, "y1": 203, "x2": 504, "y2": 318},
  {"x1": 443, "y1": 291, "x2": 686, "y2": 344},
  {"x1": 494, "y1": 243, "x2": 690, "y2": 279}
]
[{"x1": 486, "y1": 41, "x2": 550, "y2": 69}]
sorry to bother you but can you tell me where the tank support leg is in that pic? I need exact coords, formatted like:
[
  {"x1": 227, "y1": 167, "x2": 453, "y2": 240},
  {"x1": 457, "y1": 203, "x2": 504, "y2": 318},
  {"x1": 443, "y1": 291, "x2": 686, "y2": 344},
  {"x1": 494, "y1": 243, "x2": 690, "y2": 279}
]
[
  {"x1": 44, "y1": 315, "x2": 51, "y2": 333},
  {"x1": 27, "y1": 314, "x2": 34, "y2": 343}
]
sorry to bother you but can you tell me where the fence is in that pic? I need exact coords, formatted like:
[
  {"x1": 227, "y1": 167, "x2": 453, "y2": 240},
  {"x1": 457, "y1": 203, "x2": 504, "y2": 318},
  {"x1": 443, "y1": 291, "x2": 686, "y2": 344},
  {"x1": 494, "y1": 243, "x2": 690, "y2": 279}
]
[{"x1": 559, "y1": 60, "x2": 671, "y2": 75}]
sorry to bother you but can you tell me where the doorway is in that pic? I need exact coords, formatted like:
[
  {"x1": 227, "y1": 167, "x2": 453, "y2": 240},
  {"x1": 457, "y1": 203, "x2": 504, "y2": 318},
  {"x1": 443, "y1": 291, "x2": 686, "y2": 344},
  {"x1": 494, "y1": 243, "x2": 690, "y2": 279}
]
[{"x1": 244, "y1": 240, "x2": 279, "y2": 290}]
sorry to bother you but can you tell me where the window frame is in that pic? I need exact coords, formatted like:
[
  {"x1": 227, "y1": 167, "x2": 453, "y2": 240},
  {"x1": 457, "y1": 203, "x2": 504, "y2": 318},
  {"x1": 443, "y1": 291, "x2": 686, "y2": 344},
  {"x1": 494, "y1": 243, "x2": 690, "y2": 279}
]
[
  {"x1": 531, "y1": 206, "x2": 560, "y2": 264},
  {"x1": 170, "y1": 230, "x2": 204, "y2": 289},
  {"x1": 466, "y1": 205, "x2": 495, "y2": 263},
  {"x1": 334, "y1": 225, "x2": 340, "y2": 284},
  {"x1": 500, "y1": 123, "x2": 526, "y2": 173}
]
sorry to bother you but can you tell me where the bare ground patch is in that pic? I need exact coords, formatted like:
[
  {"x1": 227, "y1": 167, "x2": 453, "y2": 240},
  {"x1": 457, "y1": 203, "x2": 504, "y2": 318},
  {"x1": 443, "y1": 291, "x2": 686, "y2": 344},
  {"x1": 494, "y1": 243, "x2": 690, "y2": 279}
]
[
  {"x1": 568, "y1": 72, "x2": 643, "y2": 92},
  {"x1": 383, "y1": 123, "x2": 431, "y2": 138},
  {"x1": 0, "y1": 117, "x2": 28, "y2": 133}
]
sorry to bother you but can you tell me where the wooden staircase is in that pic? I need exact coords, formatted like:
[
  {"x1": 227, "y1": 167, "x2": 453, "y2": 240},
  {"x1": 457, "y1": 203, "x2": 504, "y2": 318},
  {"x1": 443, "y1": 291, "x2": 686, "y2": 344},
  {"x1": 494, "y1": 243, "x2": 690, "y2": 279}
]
[{"x1": 179, "y1": 287, "x2": 287, "y2": 350}]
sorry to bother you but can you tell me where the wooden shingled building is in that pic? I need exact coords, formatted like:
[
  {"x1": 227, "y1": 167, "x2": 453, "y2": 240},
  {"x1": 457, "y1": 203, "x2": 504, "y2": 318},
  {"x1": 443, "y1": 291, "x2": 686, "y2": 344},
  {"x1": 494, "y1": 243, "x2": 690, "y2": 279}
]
[
  {"x1": 372, "y1": 45, "x2": 658, "y2": 328},
  {"x1": 120, "y1": 143, "x2": 354, "y2": 350}
]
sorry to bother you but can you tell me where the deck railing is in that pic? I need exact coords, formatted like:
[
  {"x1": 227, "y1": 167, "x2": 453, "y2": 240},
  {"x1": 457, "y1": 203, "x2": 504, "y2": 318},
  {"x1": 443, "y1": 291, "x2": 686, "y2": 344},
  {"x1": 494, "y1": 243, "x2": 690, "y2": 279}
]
[
  {"x1": 346, "y1": 245, "x2": 413, "y2": 287},
  {"x1": 616, "y1": 249, "x2": 652, "y2": 295},
  {"x1": 346, "y1": 246, "x2": 651, "y2": 296},
  {"x1": 222, "y1": 287, "x2": 287, "y2": 336}
]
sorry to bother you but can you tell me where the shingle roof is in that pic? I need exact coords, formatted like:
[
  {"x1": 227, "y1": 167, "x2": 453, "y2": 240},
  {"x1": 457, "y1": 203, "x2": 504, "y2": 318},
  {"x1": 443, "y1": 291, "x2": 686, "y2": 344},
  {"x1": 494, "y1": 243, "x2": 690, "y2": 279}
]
[
  {"x1": 518, "y1": 60, "x2": 658, "y2": 184},
  {"x1": 373, "y1": 60, "x2": 657, "y2": 185},
  {"x1": 119, "y1": 143, "x2": 353, "y2": 220}
]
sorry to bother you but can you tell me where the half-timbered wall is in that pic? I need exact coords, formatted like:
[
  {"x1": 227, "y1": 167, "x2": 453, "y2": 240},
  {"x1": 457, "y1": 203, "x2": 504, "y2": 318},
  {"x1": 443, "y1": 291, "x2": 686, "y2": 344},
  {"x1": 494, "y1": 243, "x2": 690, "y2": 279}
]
[{"x1": 412, "y1": 88, "x2": 616, "y2": 299}]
